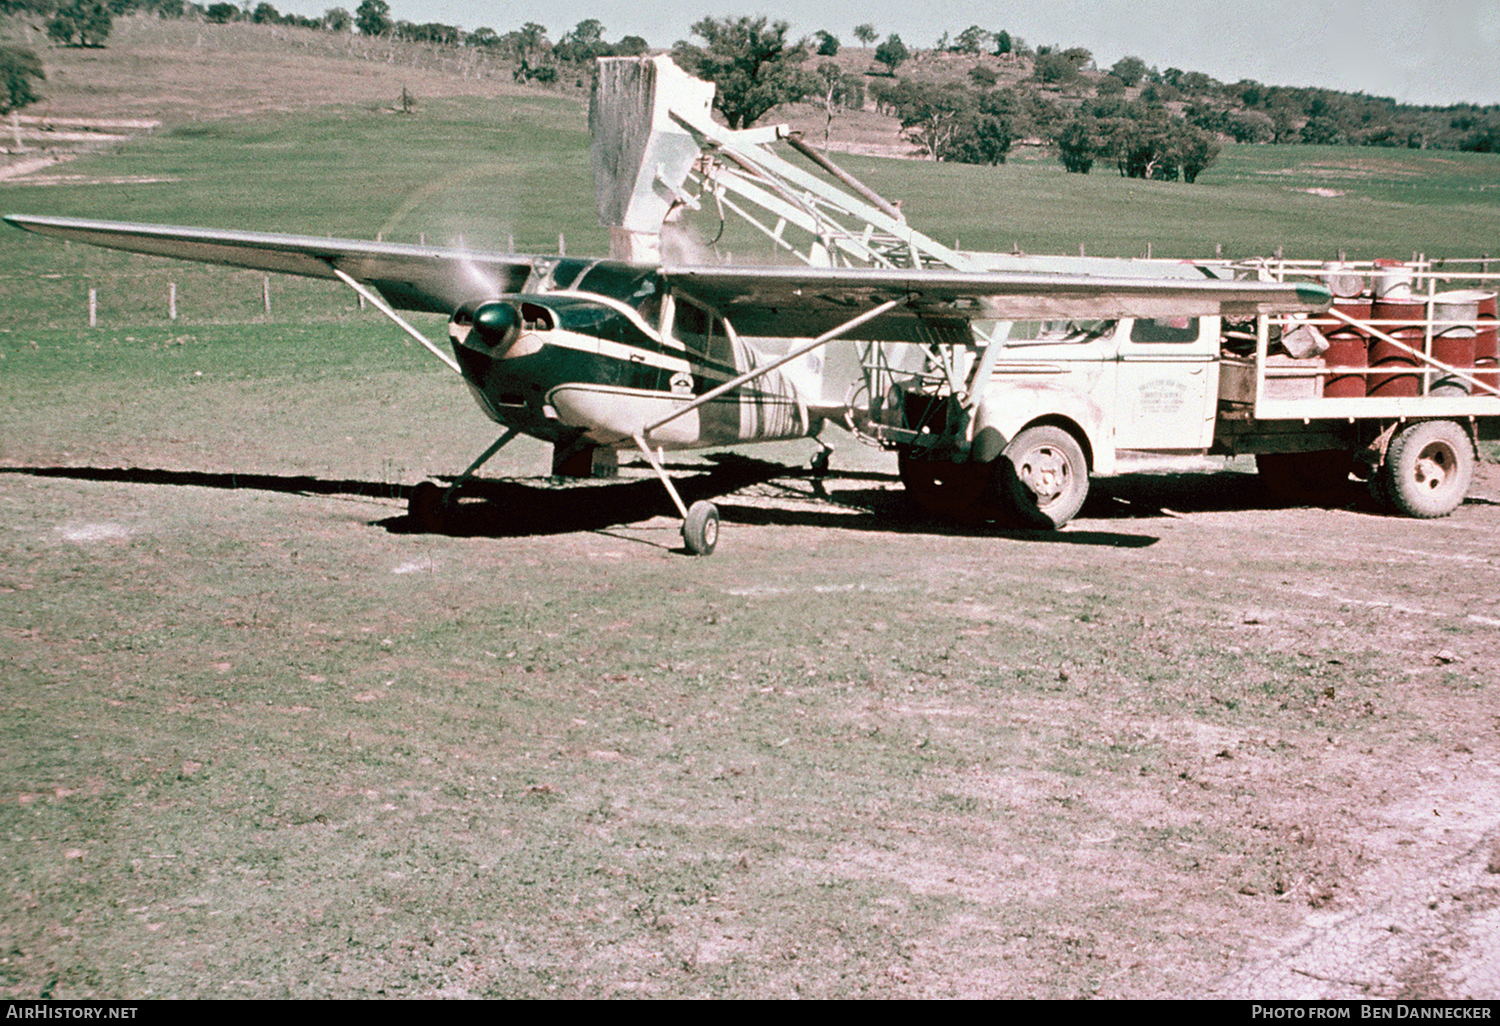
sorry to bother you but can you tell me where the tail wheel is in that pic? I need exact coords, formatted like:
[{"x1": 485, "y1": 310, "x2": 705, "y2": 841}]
[
  {"x1": 1377, "y1": 420, "x2": 1475, "y2": 518},
  {"x1": 992, "y1": 426, "x2": 1089, "y2": 529}
]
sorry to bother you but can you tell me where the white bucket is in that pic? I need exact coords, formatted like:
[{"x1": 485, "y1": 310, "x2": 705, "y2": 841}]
[
  {"x1": 1321, "y1": 262, "x2": 1366, "y2": 299},
  {"x1": 1373, "y1": 259, "x2": 1413, "y2": 301}
]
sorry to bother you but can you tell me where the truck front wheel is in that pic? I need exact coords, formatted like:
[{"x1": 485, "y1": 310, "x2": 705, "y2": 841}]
[
  {"x1": 992, "y1": 426, "x2": 1090, "y2": 529},
  {"x1": 1377, "y1": 420, "x2": 1475, "y2": 519}
]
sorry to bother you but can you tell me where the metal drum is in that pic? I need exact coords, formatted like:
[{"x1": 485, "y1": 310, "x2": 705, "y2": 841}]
[
  {"x1": 1429, "y1": 291, "x2": 1483, "y2": 396},
  {"x1": 1369, "y1": 298, "x2": 1423, "y2": 397},
  {"x1": 1320, "y1": 299, "x2": 1370, "y2": 398},
  {"x1": 1477, "y1": 292, "x2": 1498, "y2": 392}
]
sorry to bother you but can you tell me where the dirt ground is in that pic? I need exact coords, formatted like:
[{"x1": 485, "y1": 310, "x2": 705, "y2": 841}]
[{"x1": 2, "y1": 436, "x2": 1498, "y2": 999}]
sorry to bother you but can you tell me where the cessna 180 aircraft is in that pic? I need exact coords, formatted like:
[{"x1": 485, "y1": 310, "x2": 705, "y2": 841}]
[{"x1": 5, "y1": 56, "x2": 1332, "y2": 555}]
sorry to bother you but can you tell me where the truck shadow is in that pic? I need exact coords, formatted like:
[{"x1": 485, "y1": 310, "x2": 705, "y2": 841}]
[{"x1": 1082, "y1": 468, "x2": 1383, "y2": 520}]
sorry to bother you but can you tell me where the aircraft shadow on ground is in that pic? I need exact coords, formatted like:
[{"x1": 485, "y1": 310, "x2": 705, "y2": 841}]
[
  {"x1": 6, "y1": 460, "x2": 1448, "y2": 547},
  {"x1": 0, "y1": 457, "x2": 1155, "y2": 549}
]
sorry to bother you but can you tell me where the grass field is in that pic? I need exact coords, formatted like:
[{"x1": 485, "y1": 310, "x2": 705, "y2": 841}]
[
  {"x1": 5, "y1": 77, "x2": 1500, "y2": 330},
  {"x1": 3, "y1": 32, "x2": 1500, "y2": 1000}
]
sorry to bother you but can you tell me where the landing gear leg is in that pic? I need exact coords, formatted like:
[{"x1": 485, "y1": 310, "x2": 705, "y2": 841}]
[
  {"x1": 633, "y1": 433, "x2": 720, "y2": 556},
  {"x1": 408, "y1": 427, "x2": 520, "y2": 530},
  {"x1": 810, "y1": 442, "x2": 833, "y2": 478}
]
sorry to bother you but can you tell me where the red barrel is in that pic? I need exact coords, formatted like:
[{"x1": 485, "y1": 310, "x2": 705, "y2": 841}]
[
  {"x1": 1321, "y1": 299, "x2": 1369, "y2": 398},
  {"x1": 1430, "y1": 291, "x2": 1484, "y2": 395},
  {"x1": 1477, "y1": 292, "x2": 1498, "y2": 392},
  {"x1": 1369, "y1": 298, "x2": 1422, "y2": 397}
]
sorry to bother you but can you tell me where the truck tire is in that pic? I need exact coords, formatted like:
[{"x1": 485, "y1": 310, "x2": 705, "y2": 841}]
[
  {"x1": 1377, "y1": 420, "x2": 1475, "y2": 519},
  {"x1": 1255, "y1": 450, "x2": 1354, "y2": 505},
  {"x1": 991, "y1": 425, "x2": 1089, "y2": 529}
]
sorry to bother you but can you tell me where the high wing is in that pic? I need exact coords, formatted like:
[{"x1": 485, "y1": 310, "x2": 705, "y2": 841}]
[
  {"x1": 6, "y1": 214, "x2": 1333, "y2": 340},
  {"x1": 664, "y1": 264, "x2": 1334, "y2": 342},
  {"x1": 3, "y1": 214, "x2": 539, "y2": 314}
]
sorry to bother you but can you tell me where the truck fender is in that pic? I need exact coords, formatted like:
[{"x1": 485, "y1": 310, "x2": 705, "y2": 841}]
[{"x1": 970, "y1": 381, "x2": 1110, "y2": 475}]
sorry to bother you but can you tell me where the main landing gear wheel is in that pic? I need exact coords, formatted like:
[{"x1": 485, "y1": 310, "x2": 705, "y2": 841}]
[
  {"x1": 682, "y1": 500, "x2": 720, "y2": 556},
  {"x1": 992, "y1": 425, "x2": 1089, "y2": 529},
  {"x1": 409, "y1": 480, "x2": 447, "y2": 531},
  {"x1": 1376, "y1": 420, "x2": 1475, "y2": 519}
]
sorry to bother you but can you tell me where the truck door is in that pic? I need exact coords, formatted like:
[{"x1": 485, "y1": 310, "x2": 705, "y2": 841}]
[{"x1": 1112, "y1": 317, "x2": 1219, "y2": 452}]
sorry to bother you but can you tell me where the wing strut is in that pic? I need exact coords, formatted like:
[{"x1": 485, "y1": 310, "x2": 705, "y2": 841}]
[
  {"x1": 633, "y1": 296, "x2": 905, "y2": 556},
  {"x1": 640, "y1": 296, "x2": 905, "y2": 439},
  {"x1": 328, "y1": 266, "x2": 461, "y2": 374}
]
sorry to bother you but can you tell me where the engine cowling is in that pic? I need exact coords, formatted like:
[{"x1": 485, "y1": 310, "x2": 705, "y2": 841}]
[{"x1": 451, "y1": 299, "x2": 523, "y2": 357}]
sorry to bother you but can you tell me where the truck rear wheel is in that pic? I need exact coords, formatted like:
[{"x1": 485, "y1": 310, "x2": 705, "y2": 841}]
[
  {"x1": 991, "y1": 426, "x2": 1089, "y2": 529},
  {"x1": 1255, "y1": 450, "x2": 1354, "y2": 505},
  {"x1": 1377, "y1": 420, "x2": 1475, "y2": 519}
]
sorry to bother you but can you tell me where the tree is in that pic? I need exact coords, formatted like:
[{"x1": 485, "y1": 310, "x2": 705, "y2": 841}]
[
  {"x1": 615, "y1": 35, "x2": 649, "y2": 56},
  {"x1": 1032, "y1": 51, "x2": 1080, "y2": 86},
  {"x1": 890, "y1": 81, "x2": 975, "y2": 161},
  {"x1": 814, "y1": 30, "x2": 838, "y2": 57},
  {"x1": 812, "y1": 61, "x2": 862, "y2": 147},
  {"x1": 953, "y1": 26, "x2": 989, "y2": 55},
  {"x1": 1173, "y1": 123, "x2": 1220, "y2": 182},
  {"x1": 353, "y1": 0, "x2": 388, "y2": 37},
  {"x1": 322, "y1": 7, "x2": 349, "y2": 31},
  {"x1": 46, "y1": 1, "x2": 111, "y2": 46},
  {"x1": 993, "y1": 30, "x2": 1011, "y2": 56},
  {"x1": 506, "y1": 23, "x2": 551, "y2": 82},
  {"x1": 1109, "y1": 55, "x2": 1147, "y2": 87},
  {"x1": 873, "y1": 34, "x2": 907, "y2": 75},
  {"x1": 968, "y1": 65, "x2": 997, "y2": 89},
  {"x1": 251, "y1": 1, "x2": 277, "y2": 24},
  {"x1": 0, "y1": 45, "x2": 43, "y2": 116},
  {"x1": 671, "y1": 16, "x2": 811, "y2": 130},
  {"x1": 1055, "y1": 115, "x2": 1100, "y2": 173},
  {"x1": 555, "y1": 19, "x2": 607, "y2": 64},
  {"x1": 1095, "y1": 74, "x2": 1126, "y2": 97},
  {"x1": 202, "y1": 2, "x2": 237, "y2": 22},
  {"x1": 852, "y1": 23, "x2": 876, "y2": 46},
  {"x1": 948, "y1": 112, "x2": 1012, "y2": 165}
]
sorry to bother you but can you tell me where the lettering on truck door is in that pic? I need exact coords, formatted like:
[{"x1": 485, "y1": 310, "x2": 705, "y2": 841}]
[{"x1": 1113, "y1": 316, "x2": 1219, "y2": 452}]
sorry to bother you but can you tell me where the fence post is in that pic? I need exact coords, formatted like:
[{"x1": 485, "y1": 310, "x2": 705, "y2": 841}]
[
  {"x1": 263, "y1": 276, "x2": 271, "y2": 317},
  {"x1": 89, "y1": 288, "x2": 97, "y2": 327},
  {"x1": 559, "y1": 232, "x2": 566, "y2": 256},
  {"x1": 169, "y1": 281, "x2": 177, "y2": 321}
]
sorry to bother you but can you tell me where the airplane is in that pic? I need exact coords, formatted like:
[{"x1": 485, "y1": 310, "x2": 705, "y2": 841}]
[{"x1": 3, "y1": 58, "x2": 1333, "y2": 556}]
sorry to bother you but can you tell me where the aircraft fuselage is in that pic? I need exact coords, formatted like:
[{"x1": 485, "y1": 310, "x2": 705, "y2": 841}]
[{"x1": 447, "y1": 281, "x2": 819, "y2": 454}]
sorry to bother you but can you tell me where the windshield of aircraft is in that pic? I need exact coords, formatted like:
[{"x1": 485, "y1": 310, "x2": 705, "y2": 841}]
[
  {"x1": 544, "y1": 261, "x2": 665, "y2": 328},
  {"x1": 1001, "y1": 319, "x2": 1115, "y2": 345}
]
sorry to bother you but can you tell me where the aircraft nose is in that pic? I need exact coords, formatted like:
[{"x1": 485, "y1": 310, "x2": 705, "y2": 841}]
[{"x1": 471, "y1": 300, "x2": 523, "y2": 355}]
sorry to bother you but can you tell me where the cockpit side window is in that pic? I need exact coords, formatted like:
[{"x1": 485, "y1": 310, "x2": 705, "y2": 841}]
[{"x1": 672, "y1": 299, "x2": 725, "y2": 356}]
